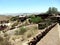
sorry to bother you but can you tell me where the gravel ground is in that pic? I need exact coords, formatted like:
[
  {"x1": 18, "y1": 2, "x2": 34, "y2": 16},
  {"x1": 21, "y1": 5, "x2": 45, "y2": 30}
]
[{"x1": 36, "y1": 24, "x2": 60, "y2": 45}]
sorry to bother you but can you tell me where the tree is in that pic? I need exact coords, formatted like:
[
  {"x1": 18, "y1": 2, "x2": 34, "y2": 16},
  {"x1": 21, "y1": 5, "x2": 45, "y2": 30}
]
[
  {"x1": 47, "y1": 7, "x2": 58, "y2": 15},
  {"x1": 52, "y1": 7, "x2": 58, "y2": 15},
  {"x1": 47, "y1": 7, "x2": 52, "y2": 14}
]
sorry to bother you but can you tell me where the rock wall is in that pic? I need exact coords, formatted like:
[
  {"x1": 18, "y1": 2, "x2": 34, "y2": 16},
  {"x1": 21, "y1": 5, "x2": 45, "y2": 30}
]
[{"x1": 27, "y1": 23, "x2": 57, "y2": 45}]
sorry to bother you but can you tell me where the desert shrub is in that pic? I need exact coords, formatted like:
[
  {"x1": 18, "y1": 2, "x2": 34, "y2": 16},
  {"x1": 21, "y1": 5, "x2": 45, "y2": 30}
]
[
  {"x1": 40, "y1": 25, "x2": 46, "y2": 29},
  {"x1": 4, "y1": 33, "x2": 8, "y2": 37},
  {"x1": 12, "y1": 22, "x2": 18, "y2": 27},
  {"x1": 12, "y1": 38, "x2": 15, "y2": 41},
  {"x1": 15, "y1": 26, "x2": 27, "y2": 35},
  {"x1": 0, "y1": 36, "x2": 3, "y2": 42},
  {"x1": 10, "y1": 17, "x2": 16, "y2": 21},
  {"x1": 11, "y1": 22, "x2": 19, "y2": 30},
  {"x1": 24, "y1": 30, "x2": 32, "y2": 38},
  {"x1": 20, "y1": 27, "x2": 26, "y2": 33},
  {"x1": 0, "y1": 36, "x2": 11, "y2": 45},
  {"x1": 15, "y1": 30, "x2": 19, "y2": 35},
  {"x1": 45, "y1": 19, "x2": 52, "y2": 26},
  {"x1": 1, "y1": 39, "x2": 11, "y2": 45},
  {"x1": 27, "y1": 33, "x2": 32, "y2": 38},
  {"x1": 10, "y1": 16, "x2": 19, "y2": 21},
  {"x1": 2, "y1": 30, "x2": 7, "y2": 33},
  {"x1": 26, "y1": 29, "x2": 36, "y2": 38},
  {"x1": 38, "y1": 23, "x2": 46, "y2": 29},
  {"x1": 1, "y1": 38, "x2": 11, "y2": 45}
]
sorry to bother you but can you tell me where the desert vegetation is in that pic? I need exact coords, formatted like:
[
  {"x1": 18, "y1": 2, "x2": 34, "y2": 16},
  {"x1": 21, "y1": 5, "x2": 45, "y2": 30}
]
[{"x1": 0, "y1": 7, "x2": 59, "y2": 45}]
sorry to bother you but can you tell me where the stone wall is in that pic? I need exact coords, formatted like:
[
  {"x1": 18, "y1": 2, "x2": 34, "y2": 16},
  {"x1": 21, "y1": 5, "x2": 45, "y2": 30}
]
[{"x1": 27, "y1": 23, "x2": 57, "y2": 45}]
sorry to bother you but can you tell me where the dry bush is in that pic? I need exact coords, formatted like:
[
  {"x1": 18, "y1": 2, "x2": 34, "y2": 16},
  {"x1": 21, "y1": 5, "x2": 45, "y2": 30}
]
[
  {"x1": 0, "y1": 36, "x2": 11, "y2": 45},
  {"x1": 4, "y1": 33, "x2": 8, "y2": 37},
  {"x1": 15, "y1": 26, "x2": 27, "y2": 35},
  {"x1": 0, "y1": 36, "x2": 3, "y2": 42},
  {"x1": 27, "y1": 32, "x2": 32, "y2": 38}
]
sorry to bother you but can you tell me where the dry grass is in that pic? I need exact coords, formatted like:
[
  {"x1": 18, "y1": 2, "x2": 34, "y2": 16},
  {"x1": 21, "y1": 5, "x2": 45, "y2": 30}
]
[{"x1": 0, "y1": 23, "x2": 39, "y2": 45}]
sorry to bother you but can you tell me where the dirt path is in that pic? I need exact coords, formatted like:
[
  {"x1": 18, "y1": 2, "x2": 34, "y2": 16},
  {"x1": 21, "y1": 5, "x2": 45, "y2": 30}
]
[
  {"x1": 36, "y1": 24, "x2": 60, "y2": 45},
  {"x1": 57, "y1": 23, "x2": 60, "y2": 42}
]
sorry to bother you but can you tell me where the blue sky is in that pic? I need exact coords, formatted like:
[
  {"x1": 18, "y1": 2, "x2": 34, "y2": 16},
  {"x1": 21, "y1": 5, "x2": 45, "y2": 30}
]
[{"x1": 0, "y1": 0, "x2": 60, "y2": 14}]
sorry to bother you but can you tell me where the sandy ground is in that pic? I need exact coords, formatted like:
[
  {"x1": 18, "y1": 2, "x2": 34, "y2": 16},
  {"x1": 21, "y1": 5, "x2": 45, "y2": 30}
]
[
  {"x1": 57, "y1": 23, "x2": 60, "y2": 42},
  {"x1": 36, "y1": 24, "x2": 60, "y2": 45}
]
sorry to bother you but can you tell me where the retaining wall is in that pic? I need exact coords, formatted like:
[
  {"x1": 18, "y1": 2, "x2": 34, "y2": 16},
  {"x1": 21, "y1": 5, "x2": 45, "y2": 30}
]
[{"x1": 27, "y1": 23, "x2": 57, "y2": 45}]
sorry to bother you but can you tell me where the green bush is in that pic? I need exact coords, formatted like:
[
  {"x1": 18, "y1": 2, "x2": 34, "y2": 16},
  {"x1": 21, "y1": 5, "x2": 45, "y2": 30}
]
[
  {"x1": 30, "y1": 16, "x2": 43, "y2": 23},
  {"x1": 15, "y1": 30, "x2": 19, "y2": 35},
  {"x1": 38, "y1": 23, "x2": 46, "y2": 29},
  {"x1": 45, "y1": 19, "x2": 52, "y2": 26}
]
